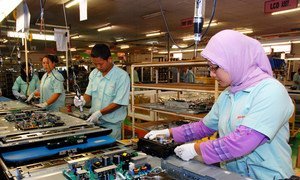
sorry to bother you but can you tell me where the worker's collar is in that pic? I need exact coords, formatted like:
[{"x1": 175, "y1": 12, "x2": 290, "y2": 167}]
[
  {"x1": 225, "y1": 86, "x2": 253, "y2": 95},
  {"x1": 96, "y1": 65, "x2": 115, "y2": 80}
]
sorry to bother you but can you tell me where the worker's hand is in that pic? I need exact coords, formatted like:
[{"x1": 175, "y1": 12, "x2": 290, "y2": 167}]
[
  {"x1": 174, "y1": 143, "x2": 198, "y2": 161},
  {"x1": 86, "y1": 111, "x2": 102, "y2": 124},
  {"x1": 19, "y1": 94, "x2": 27, "y2": 100},
  {"x1": 144, "y1": 129, "x2": 170, "y2": 140},
  {"x1": 25, "y1": 93, "x2": 34, "y2": 102},
  {"x1": 35, "y1": 102, "x2": 48, "y2": 108},
  {"x1": 74, "y1": 96, "x2": 86, "y2": 107}
]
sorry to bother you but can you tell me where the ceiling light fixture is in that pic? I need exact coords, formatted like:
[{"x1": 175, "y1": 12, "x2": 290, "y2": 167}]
[
  {"x1": 271, "y1": 7, "x2": 300, "y2": 15},
  {"x1": 116, "y1": 38, "x2": 125, "y2": 42},
  {"x1": 158, "y1": 48, "x2": 204, "y2": 54},
  {"x1": 7, "y1": 31, "x2": 55, "y2": 41},
  {"x1": 183, "y1": 36, "x2": 194, "y2": 41},
  {"x1": 70, "y1": 48, "x2": 77, "y2": 51},
  {"x1": 235, "y1": 28, "x2": 253, "y2": 34},
  {"x1": 142, "y1": 11, "x2": 165, "y2": 19},
  {"x1": 203, "y1": 20, "x2": 218, "y2": 27},
  {"x1": 71, "y1": 35, "x2": 80, "y2": 39},
  {"x1": 262, "y1": 42, "x2": 292, "y2": 46},
  {"x1": 146, "y1": 32, "x2": 163, "y2": 37},
  {"x1": 65, "y1": 0, "x2": 80, "y2": 8},
  {"x1": 120, "y1": 45, "x2": 129, "y2": 49},
  {"x1": 88, "y1": 44, "x2": 95, "y2": 48},
  {"x1": 0, "y1": 0, "x2": 22, "y2": 22},
  {"x1": 286, "y1": 58, "x2": 300, "y2": 61},
  {"x1": 3, "y1": 39, "x2": 7, "y2": 43},
  {"x1": 32, "y1": 33, "x2": 55, "y2": 41},
  {"x1": 172, "y1": 44, "x2": 187, "y2": 49},
  {"x1": 97, "y1": 25, "x2": 112, "y2": 32}
]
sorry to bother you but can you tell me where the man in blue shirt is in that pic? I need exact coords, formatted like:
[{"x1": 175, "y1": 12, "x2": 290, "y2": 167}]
[{"x1": 74, "y1": 44, "x2": 130, "y2": 139}]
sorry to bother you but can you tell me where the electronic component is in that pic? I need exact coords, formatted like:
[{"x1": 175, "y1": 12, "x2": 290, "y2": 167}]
[
  {"x1": 63, "y1": 152, "x2": 154, "y2": 180},
  {"x1": 5, "y1": 111, "x2": 65, "y2": 130},
  {"x1": 137, "y1": 137, "x2": 181, "y2": 158},
  {"x1": 46, "y1": 135, "x2": 87, "y2": 149}
]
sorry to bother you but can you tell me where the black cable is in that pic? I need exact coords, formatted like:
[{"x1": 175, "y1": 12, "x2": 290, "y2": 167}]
[
  {"x1": 157, "y1": 0, "x2": 217, "y2": 50},
  {"x1": 50, "y1": 69, "x2": 65, "y2": 82},
  {"x1": 201, "y1": 0, "x2": 217, "y2": 39}
]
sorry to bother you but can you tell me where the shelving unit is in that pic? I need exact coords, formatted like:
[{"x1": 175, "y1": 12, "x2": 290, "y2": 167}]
[{"x1": 130, "y1": 60, "x2": 220, "y2": 137}]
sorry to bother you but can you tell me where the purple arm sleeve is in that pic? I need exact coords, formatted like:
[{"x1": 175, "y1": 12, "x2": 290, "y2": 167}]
[
  {"x1": 171, "y1": 121, "x2": 216, "y2": 143},
  {"x1": 200, "y1": 125, "x2": 268, "y2": 164}
]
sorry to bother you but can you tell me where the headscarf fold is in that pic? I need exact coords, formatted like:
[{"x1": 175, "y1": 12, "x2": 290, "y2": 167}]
[{"x1": 201, "y1": 30, "x2": 273, "y2": 93}]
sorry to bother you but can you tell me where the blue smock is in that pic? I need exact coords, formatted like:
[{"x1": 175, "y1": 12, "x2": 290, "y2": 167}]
[
  {"x1": 203, "y1": 78, "x2": 294, "y2": 179},
  {"x1": 40, "y1": 69, "x2": 65, "y2": 111},
  {"x1": 85, "y1": 65, "x2": 130, "y2": 139},
  {"x1": 12, "y1": 74, "x2": 40, "y2": 97}
]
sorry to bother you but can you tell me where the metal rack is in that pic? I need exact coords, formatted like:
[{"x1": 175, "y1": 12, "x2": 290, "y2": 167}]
[{"x1": 130, "y1": 60, "x2": 220, "y2": 137}]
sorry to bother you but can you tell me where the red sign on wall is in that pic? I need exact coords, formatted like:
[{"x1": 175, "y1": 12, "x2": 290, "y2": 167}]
[
  {"x1": 181, "y1": 17, "x2": 193, "y2": 28},
  {"x1": 265, "y1": 0, "x2": 298, "y2": 13}
]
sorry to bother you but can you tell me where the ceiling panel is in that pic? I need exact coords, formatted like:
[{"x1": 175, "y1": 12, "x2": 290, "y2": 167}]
[{"x1": 0, "y1": 0, "x2": 299, "y2": 56}]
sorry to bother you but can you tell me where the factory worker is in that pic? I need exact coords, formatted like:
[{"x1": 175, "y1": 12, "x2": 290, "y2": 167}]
[
  {"x1": 12, "y1": 62, "x2": 40, "y2": 101},
  {"x1": 182, "y1": 66, "x2": 195, "y2": 83},
  {"x1": 37, "y1": 54, "x2": 65, "y2": 111},
  {"x1": 292, "y1": 68, "x2": 300, "y2": 90},
  {"x1": 74, "y1": 44, "x2": 130, "y2": 140},
  {"x1": 145, "y1": 30, "x2": 294, "y2": 179}
]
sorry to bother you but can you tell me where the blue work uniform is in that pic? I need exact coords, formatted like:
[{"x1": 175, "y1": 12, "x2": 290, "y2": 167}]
[
  {"x1": 40, "y1": 69, "x2": 65, "y2": 111},
  {"x1": 12, "y1": 74, "x2": 40, "y2": 96},
  {"x1": 85, "y1": 65, "x2": 130, "y2": 139},
  {"x1": 203, "y1": 78, "x2": 294, "y2": 179},
  {"x1": 184, "y1": 69, "x2": 195, "y2": 83}
]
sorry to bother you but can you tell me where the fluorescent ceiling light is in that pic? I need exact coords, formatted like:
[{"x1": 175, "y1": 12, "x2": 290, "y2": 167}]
[
  {"x1": 286, "y1": 58, "x2": 300, "y2": 61},
  {"x1": 147, "y1": 41, "x2": 159, "y2": 44},
  {"x1": 142, "y1": 11, "x2": 164, "y2": 19},
  {"x1": 271, "y1": 7, "x2": 300, "y2": 15},
  {"x1": 116, "y1": 38, "x2": 125, "y2": 42},
  {"x1": 32, "y1": 34, "x2": 55, "y2": 41},
  {"x1": 3, "y1": 39, "x2": 7, "y2": 43},
  {"x1": 146, "y1": 32, "x2": 163, "y2": 37},
  {"x1": 60, "y1": 55, "x2": 65, "y2": 58},
  {"x1": 70, "y1": 48, "x2": 77, "y2": 51},
  {"x1": 235, "y1": 28, "x2": 253, "y2": 34},
  {"x1": 7, "y1": 31, "x2": 55, "y2": 41},
  {"x1": 172, "y1": 44, "x2": 187, "y2": 49},
  {"x1": 97, "y1": 25, "x2": 112, "y2": 32},
  {"x1": 88, "y1": 44, "x2": 95, "y2": 48},
  {"x1": 65, "y1": 0, "x2": 80, "y2": 8},
  {"x1": 120, "y1": 45, "x2": 129, "y2": 49},
  {"x1": 203, "y1": 20, "x2": 218, "y2": 27},
  {"x1": 158, "y1": 48, "x2": 204, "y2": 54},
  {"x1": 71, "y1": 35, "x2": 80, "y2": 39},
  {"x1": 263, "y1": 44, "x2": 291, "y2": 53},
  {"x1": 0, "y1": 0, "x2": 22, "y2": 22},
  {"x1": 183, "y1": 36, "x2": 194, "y2": 41},
  {"x1": 262, "y1": 42, "x2": 291, "y2": 46}
]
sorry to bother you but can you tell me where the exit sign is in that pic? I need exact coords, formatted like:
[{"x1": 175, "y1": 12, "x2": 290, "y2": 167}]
[{"x1": 265, "y1": 0, "x2": 298, "y2": 13}]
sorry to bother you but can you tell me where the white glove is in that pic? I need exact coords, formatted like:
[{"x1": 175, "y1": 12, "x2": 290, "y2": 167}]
[
  {"x1": 86, "y1": 111, "x2": 102, "y2": 124},
  {"x1": 74, "y1": 96, "x2": 86, "y2": 107},
  {"x1": 174, "y1": 143, "x2": 198, "y2": 161},
  {"x1": 35, "y1": 102, "x2": 48, "y2": 108},
  {"x1": 19, "y1": 94, "x2": 26, "y2": 100},
  {"x1": 144, "y1": 129, "x2": 170, "y2": 140},
  {"x1": 25, "y1": 92, "x2": 35, "y2": 102}
]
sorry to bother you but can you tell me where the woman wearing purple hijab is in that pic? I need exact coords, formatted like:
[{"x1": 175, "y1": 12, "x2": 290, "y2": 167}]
[{"x1": 145, "y1": 30, "x2": 294, "y2": 179}]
